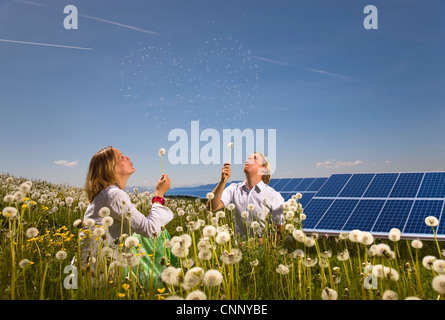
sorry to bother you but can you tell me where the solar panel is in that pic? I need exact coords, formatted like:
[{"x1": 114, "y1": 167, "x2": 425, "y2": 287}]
[
  {"x1": 306, "y1": 178, "x2": 328, "y2": 192},
  {"x1": 363, "y1": 173, "x2": 399, "y2": 198},
  {"x1": 389, "y1": 173, "x2": 423, "y2": 198},
  {"x1": 338, "y1": 173, "x2": 374, "y2": 198},
  {"x1": 282, "y1": 178, "x2": 303, "y2": 191},
  {"x1": 293, "y1": 178, "x2": 316, "y2": 192},
  {"x1": 302, "y1": 172, "x2": 445, "y2": 239},
  {"x1": 417, "y1": 172, "x2": 445, "y2": 198},
  {"x1": 316, "y1": 174, "x2": 352, "y2": 197},
  {"x1": 315, "y1": 199, "x2": 359, "y2": 230},
  {"x1": 372, "y1": 200, "x2": 414, "y2": 233},
  {"x1": 403, "y1": 200, "x2": 444, "y2": 235},
  {"x1": 343, "y1": 200, "x2": 386, "y2": 232}
]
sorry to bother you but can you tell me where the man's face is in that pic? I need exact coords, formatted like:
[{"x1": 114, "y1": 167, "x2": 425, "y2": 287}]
[{"x1": 243, "y1": 153, "x2": 265, "y2": 176}]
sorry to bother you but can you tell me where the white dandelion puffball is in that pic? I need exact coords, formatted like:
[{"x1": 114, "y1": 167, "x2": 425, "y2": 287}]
[
  {"x1": 99, "y1": 207, "x2": 110, "y2": 217},
  {"x1": 158, "y1": 148, "x2": 166, "y2": 156},
  {"x1": 26, "y1": 227, "x2": 39, "y2": 239},
  {"x1": 19, "y1": 259, "x2": 32, "y2": 269},
  {"x1": 55, "y1": 250, "x2": 68, "y2": 261},
  {"x1": 382, "y1": 290, "x2": 399, "y2": 300},
  {"x1": 432, "y1": 275, "x2": 445, "y2": 294},
  {"x1": 276, "y1": 264, "x2": 290, "y2": 275},
  {"x1": 216, "y1": 231, "x2": 231, "y2": 244},
  {"x1": 422, "y1": 255, "x2": 436, "y2": 270},
  {"x1": 241, "y1": 211, "x2": 249, "y2": 219},
  {"x1": 84, "y1": 218, "x2": 96, "y2": 228},
  {"x1": 433, "y1": 259, "x2": 445, "y2": 274},
  {"x1": 411, "y1": 239, "x2": 423, "y2": 249},
  {"x1": 93, "y1": 227, "x2": 106, "y2": 238},
  {"x1": 185, "y1": 290, "x2": 207, "y2": 300},
  {"x1": 425, "y1": 216, "x2": 439, "y2": 227},
  {"x1": 203, "y1": 269, "x2": 223, "y2": 287},
  {"x1": 102, "y1": 216, "x2": 114, "y2": 227},
  {"x1": 161, "y1": 266, "x2": 182, "y2": 287},
  {"x1": 2, "y1": 207, "x2": 18, "y2": 219},
  {"x1": 203, "y1": 225, "x2": 217, "y2": 238},
  {"x1": 228, "y1": 142, "x2": 234, "y2": 149},
  {"x1": 321, "y1": 288, "x2": 338, "y2": 300},
  {"x1": 250, "y1": 221, "x2": 260, "y2": 229},
  {"x1": 206, "y1": 192, "x2": 214, "y2": 200},
  {"x1": 227, "y1": 203, "x2": 236, "y2": 211},
  {"x1": 247, "y1": 203, "x2": 255, "y2": 211},
  {"x1": 125, "y1": 236, "x2": 140, "y2": 248}
]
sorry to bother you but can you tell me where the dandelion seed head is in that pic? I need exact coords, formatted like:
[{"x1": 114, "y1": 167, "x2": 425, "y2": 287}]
[
  {"x1": 55, "y1": 250, "x2": 68, "y2": 261},
  {"x1": 158, "y1": 148, "x2": 166, "y2": 156},
  {"x1": 203, "y1": 225, "x2": 216, "y2": 238},
  {"x1": 25, "y1": 227, "x2": 39, "y2": 238},
  {"x1": 382, "y1": 290, "x2": 398, "y2": 300},
  {"x1": 203, "y1": 269, "x2": 223, "y2": 287},
  {"x1": 433, "y1": 259, "x2": 445, "y2": 274},
  {"x1": 432, "y1": 275, "x2": 445, "y2": 294},
  {"x1": 411, "y1": 239, "x2": 423, "y2": 249},
  {"x1": 321, "y1": 287, "x2": 338, "y2": 300},
  {"x1": 206, "y1": 192, "x2": 214, "y2": 200},
  {"x1": 216, "y1": 231, "x2": 231, "y2": 244},
  {"x1": 124, "y1": 236, "x2": 139, "y2": 248},
  {"x1": 425, "y1": 216, "x2": 439, "y2": 227},
  {"x1": 422, "y1": 255, "x2": 437, "y2": 270},
  {"x1": 102, "y1": 216, "x2": 114, "y2": 227},
  {"x1": 99, "y1": 207, "x2": 110, "y2": 217},
  {"x1": 84, "y1": 218, "x2": 96, "y2": 228},
  {"x1": 185, "y1": 290, "x2": 207, "y2": 300}
]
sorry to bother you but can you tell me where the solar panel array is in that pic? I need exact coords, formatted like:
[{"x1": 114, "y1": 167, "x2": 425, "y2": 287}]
[
  {"x1": 166, "y1": 172, "x2": 445, "y2": 239},
  {"x1": 302, "y1": 172, "x2": 445, "y2": 239}
]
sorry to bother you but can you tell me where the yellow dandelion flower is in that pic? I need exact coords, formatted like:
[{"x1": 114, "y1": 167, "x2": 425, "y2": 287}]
[
  {"x1": 157, "y1": 288, "x2": 166, "y2": 294},
  {"x1": 118, "y1": 293, "x2": 126, "y2": 298},
  {"x1": 122, "y1": 284, "x2": 130, "y2": 290},
  {"x1": 22, "y1": 204, "x2": 28, "y2": 209}
]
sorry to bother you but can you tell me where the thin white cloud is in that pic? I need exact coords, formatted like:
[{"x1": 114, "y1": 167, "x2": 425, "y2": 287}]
[
  {"x1": 252, "y1": 55, "x2": 352, "y2": 79},
  {"x1": 0, "y1": 38, "x2": 92, "y2": 50},
  {"x1": 316, "y1": 159, "x2": 364, "y2": 169},
  {"x1": 54, "y1": 160, "x2": 79, "y2": 167},
  {"x1": 252, "y1": 56, "x2": 295, "y2": 66},
  {"x1": 79, "y1": 14, "x2": 160, "y2": 35},
  {"x1": 14, "y1": 0, "x2": 159, "y2": 35},
  {"x1": 304, "y1": 68, "x2": 352, "y2": 79}
]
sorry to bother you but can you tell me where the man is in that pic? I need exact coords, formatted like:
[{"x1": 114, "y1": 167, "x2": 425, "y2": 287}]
[{"x1": 207, "y1": 152, "x2": 284, "y2": 242}]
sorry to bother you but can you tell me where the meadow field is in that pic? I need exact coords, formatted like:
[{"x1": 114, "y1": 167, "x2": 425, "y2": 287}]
[{"x1": 0, "y1": 173, "x2": 444, "y2": 300}]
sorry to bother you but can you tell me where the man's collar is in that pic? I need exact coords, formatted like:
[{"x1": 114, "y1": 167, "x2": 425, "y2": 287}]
[{"x1": 242, "y1": 180, "x2": 266, "y2": 192}]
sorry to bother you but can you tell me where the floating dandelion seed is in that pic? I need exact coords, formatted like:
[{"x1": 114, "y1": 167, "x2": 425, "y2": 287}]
[{"x1": 159, "y1": 148, "x2": 166, "y2": 174}]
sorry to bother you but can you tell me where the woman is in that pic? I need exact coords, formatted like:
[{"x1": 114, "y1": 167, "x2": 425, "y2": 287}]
[{"x1": 79, "y1": 146, "x2": 175, "y2": 287}]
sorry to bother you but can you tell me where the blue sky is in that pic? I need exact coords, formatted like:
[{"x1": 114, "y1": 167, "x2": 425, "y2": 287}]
[{"x1": 0, "y1": 0, "x2": 444, "y2": 188}]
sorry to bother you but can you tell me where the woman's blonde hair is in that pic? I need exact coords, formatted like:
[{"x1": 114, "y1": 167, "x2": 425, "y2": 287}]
[
  {"x1": 85, "y1": 146, "x2": 120, "y2": 203},
  {"x1": 254, "y1": 151, "x2": 272, "y2": 185}
]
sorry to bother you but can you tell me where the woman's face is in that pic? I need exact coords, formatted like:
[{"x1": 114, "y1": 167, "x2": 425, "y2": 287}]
[{"x1": 113, "y1": 148, "x2": 135, "y2": 178}]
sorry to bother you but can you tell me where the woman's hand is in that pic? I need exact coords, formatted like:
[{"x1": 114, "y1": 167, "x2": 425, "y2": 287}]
[{"x1": 155, "y1": 174, "x2": 171, "y2": 197}]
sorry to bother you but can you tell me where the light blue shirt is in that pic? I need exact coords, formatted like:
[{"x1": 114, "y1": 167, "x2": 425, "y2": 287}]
[{"x1": 221, "y1": 180, "x2": 284, "y2": 239}]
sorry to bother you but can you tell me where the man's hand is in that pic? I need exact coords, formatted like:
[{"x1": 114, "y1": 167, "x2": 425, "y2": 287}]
[{"x1": 221, "y1": 162, "x2": 231, "y2": 183}]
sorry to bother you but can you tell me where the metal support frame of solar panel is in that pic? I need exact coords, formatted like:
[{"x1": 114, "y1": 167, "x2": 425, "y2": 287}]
[{"x1": 302, "y1": 172, "x2": 445, "y2": 240}]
